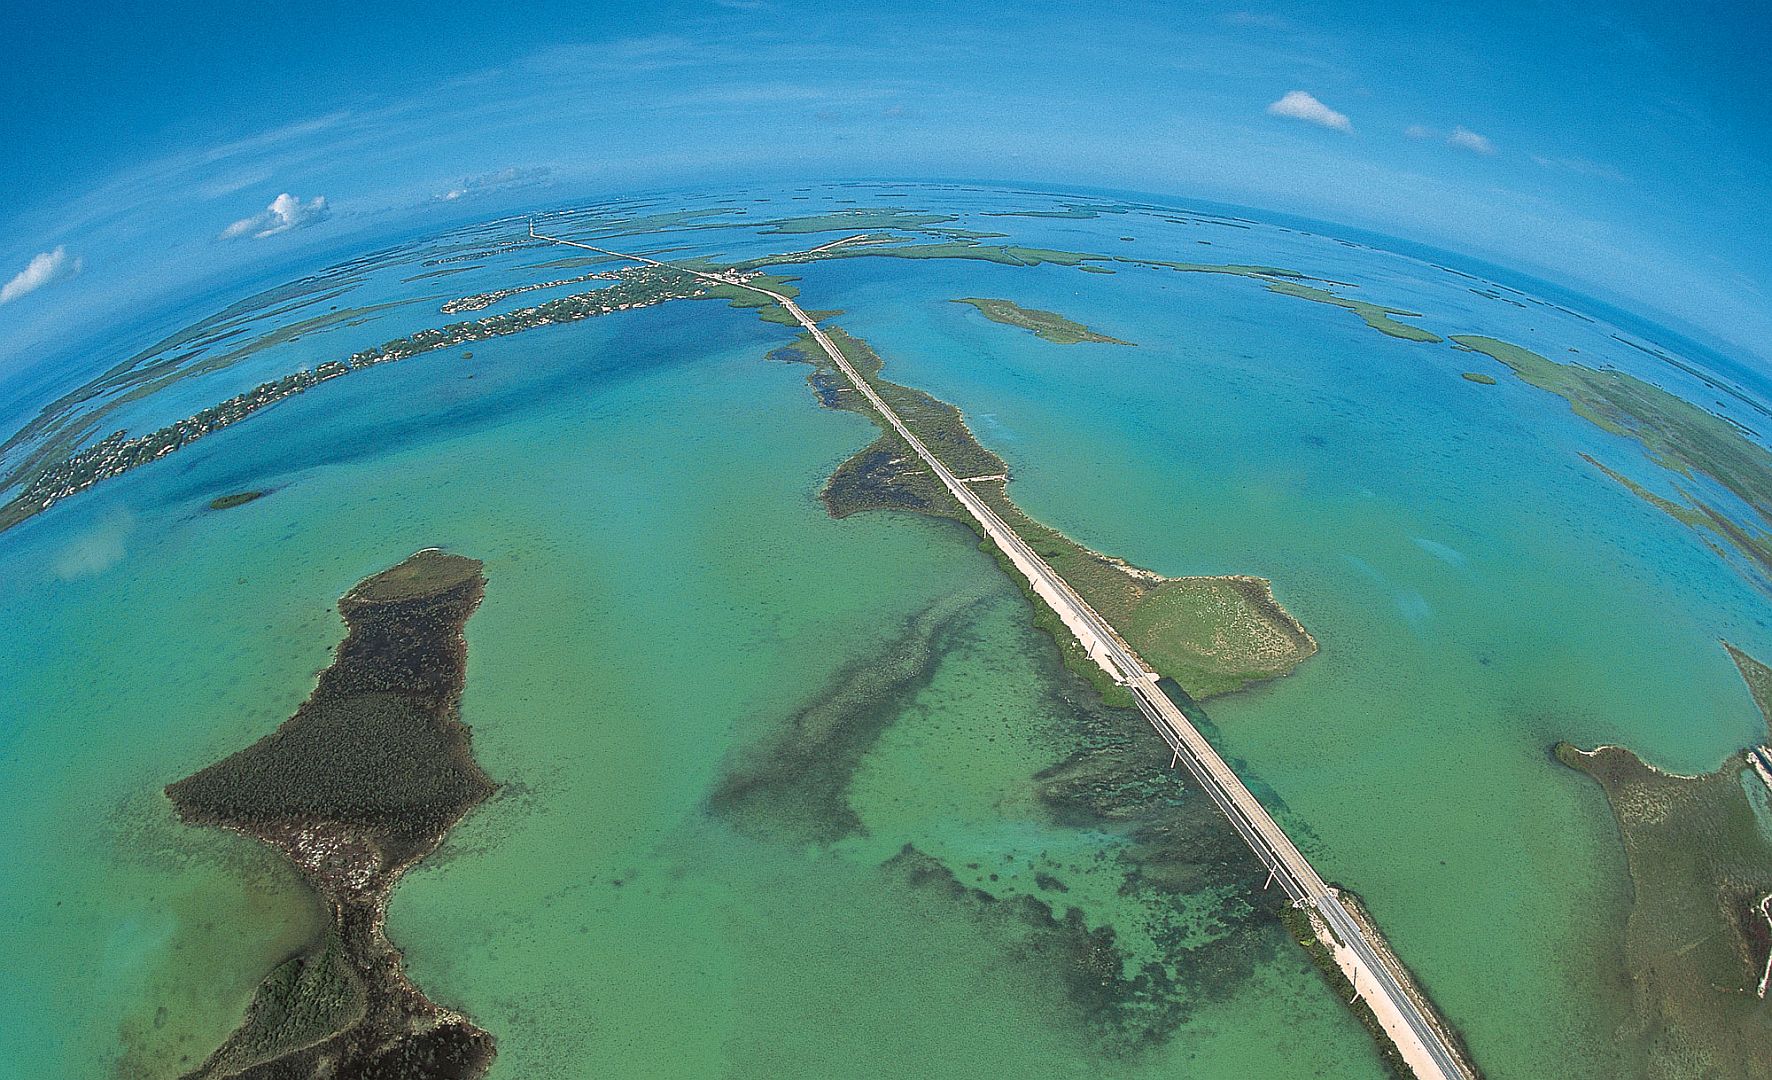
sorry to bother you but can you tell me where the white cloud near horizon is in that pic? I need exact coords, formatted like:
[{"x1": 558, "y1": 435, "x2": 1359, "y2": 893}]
[
  {"x1": 220, "y1": 192, "x2": 330, "y2": 239},
  {"x1": 0, "y1": 246, "x2": 82, "y2": 304},
  {"x1": 1448, "y1": 126, "x2": 1496, "y2": 154},
  {"x1": 438, "y1": 165, "x2": 554, "y2": 201},
  {"x1": 1266, "y1": 90, "x2": 1351, "y2": 132}
]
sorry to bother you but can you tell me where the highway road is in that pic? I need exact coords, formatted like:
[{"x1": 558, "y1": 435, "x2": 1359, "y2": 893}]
[{"x1": 530, "y1": 223, "x2": 1473, "y2": 1080}]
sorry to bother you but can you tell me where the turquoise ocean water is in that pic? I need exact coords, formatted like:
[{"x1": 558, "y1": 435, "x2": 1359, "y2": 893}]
[{"x1": 1, "y1": 183, "x2": 1767, "y2": 1079}]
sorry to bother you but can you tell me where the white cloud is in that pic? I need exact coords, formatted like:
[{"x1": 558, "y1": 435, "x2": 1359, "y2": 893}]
[
  {"x1": 1447, "y1": 126, "x2": 1496, "y2": 155},
  {"x1": 1266, "y1": 90, "x2": 1352, "y2": 133},
  {"x1": 1, "y1": 246, "x2": 82, "y2": 304},
  {"x1": 1404, "y1": 124, "x2": 1436, "y2": 139},
  {"x1": 220, "y1": 192, "x2": 330, "y2": 239}
]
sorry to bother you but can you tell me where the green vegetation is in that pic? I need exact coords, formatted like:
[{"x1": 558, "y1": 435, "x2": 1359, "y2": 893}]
[
  {"x1": 0, "y1": 299, "x2": 411, "y2": 497},
  {"x1": 784, "y1": 326, "x2": 1316, "y2": 701},
  {"x1": 0, "y1": 223, "x2": 1463, "y2": 540},
  {"x1": 168, "y1": 549, "x2": 497, "y2": 1080},
  {"x1": 803, "y1": 327, "x2": 1006, "y2": 521},
  {"x1": 207, "y1": 490, "x2": 268, "y2": 511},
  {"x1": 710, "y1": 591, "x2": 989, "y2": 842},
  {"x1": 1556, "y1": 753, "x2": 1772, "y2": 1074},
  {"x1": 0, "y1": 265, "x2": 714, "y2": 536},
  {"x1": 712, "y1": 589, "x2": 1305, "y2": 1057},
  {"x1": 1579, "y1": 454, "x2": 1711, "y2": 528},
  {"x1": 1258, "y1": 280, "x2": 1442, "y2": 342},
  {"x1": 923, "y1": 227, "x2": 1010, "y2": 240},
  {"x1": 759, "y1": 208, "x2": 957, "y2": 234},
  {"x1": 547, "y1": 205, "x2": 740, "y2": 240},
  {"x1": 195, "y1": 932, "x2": 368, "y2": 1077},
  {"x1": 167, "y1": 547, "x2": 495, "y2": 858},
  {"x1": 441, "y1": 267, "x2": 621, "y2": 313},
  {"x1": 1550, "y1": 640, "x2": 1772, "y2": 1080},
  {"x1": 952, "y1": 297, "x2": 1134, "y2": 346},
  {"x1": 1278, "y1": 906, "x2": 1411, "y2": 1080},
  {"x1": 1725, "y1": 642, "x2": 1772, "y2": 724},
  {"x1": 738, "y1": 240, "x2": 1114, "y2": 271},
  {"x1": 1452, "y1": 335, "x2": 1772, "y2": 588},
  {"x1": 692, "y1": 271, "x2": 805, "y2": 327},
  {"x1": 976, "y1": 484, "x2": 1318, "y2": 698},
  {"x1": 742, "y1": 232, "x2": 1449, "y2": 346},
  {"x1": 1451, "y1": 335, "x2": 1772, "y2": 511},
  {"x1": 1459, "y1": 372, "x2": 1497, "y2": 385},
  {"x1": 982, "y1": 206, "x2": 1116, "y2": 219},
  {"x1": 982, "y1": 540, "x2": 1134, "y2": 708}
]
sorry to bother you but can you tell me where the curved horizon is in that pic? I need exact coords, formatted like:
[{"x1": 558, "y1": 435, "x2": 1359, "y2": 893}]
[{"x1": 3, "y1": 0, "x2": 1768, "y2": 381}]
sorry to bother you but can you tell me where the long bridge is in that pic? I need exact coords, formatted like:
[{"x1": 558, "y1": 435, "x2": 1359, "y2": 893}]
[{"x1": 531, "y1": 223, "x2": 1475, "y2": 1080}]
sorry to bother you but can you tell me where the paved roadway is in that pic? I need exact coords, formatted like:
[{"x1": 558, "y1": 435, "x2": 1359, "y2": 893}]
[{"x1": 530, "y1": 224, "x2": 1471, "y2": 1080}]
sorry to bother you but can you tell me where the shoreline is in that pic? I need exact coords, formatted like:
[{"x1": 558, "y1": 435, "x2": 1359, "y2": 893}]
[
  {"x1": 794, "y1": 323, "x2": 1319, "y2": 701},
  {"x1": 1554, "y1": 649, "x2": 1772, "y2": 1080}
]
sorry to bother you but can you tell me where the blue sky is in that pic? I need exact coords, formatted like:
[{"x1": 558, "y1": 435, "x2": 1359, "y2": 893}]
[{"x1": 1, "y1": 0, "x2": 1768, "y2": 376}]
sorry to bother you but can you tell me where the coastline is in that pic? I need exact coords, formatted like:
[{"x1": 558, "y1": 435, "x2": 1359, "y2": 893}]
[
  {"x1": 791, "y1": 323, "x2": 1319, "y2": 702},
  {"x1": 1552, "y1": 643, "x2": 1772, "y2": 1080}
]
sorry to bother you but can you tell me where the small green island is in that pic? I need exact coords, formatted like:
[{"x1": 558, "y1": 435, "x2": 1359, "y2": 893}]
[
  {"x1": 952, "y1": 297, "x2": 1134, "y2": 345},
  {"x1": 207, "y1": 490, "x2": 268, "y2": 511},
  {"x1": 1460, "y1": 371, "x2": 1497, "y2": 385},
  {"x1": 165, "y1": 549, "x2": 498, "y2": 1080}
]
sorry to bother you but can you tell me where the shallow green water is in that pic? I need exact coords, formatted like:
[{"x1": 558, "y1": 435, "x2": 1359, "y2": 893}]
[
  {"x1": 801, "y1": 247, "x2": 1772, "y2": 1078},
  {"x1": 4, "y1": 183, "x2": 1768, "y2": 1079},
  {"x1": 0, "y1": 293, "x2": 1380, "y2": 1077}
]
